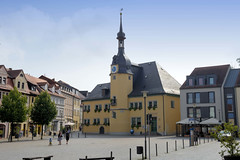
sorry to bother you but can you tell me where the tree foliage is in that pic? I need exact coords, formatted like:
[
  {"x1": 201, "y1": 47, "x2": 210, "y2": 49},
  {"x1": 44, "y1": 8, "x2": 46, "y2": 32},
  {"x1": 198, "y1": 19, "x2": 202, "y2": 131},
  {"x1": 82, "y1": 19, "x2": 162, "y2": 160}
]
[
  {"x1": 211, "y1": 123, "x2": 240, "y2": 157},
  {"x1": 0, "y1": 87, "x2": 28, "y2": 141},
  {"x1": 30, "y1": 91, "x2": 57, "y2": 139}
]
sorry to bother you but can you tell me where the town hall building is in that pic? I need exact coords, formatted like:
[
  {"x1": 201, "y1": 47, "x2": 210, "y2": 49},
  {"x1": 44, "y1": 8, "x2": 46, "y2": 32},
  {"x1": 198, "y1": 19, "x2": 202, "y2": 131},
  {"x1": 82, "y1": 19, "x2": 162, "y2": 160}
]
[{"x1": 82, "y1": 13, "x2": 181, "y2": 135}]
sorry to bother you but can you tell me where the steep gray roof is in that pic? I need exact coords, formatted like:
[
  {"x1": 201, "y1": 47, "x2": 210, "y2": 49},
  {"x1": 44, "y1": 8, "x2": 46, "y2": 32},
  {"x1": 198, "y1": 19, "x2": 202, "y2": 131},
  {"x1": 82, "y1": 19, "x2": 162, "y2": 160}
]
[
  {"x1": 83, "y1": 83, "x2": 110, "y2": 101},
  {"x1": 224, "y1": 69, "x2": 240, "y2": 88},
  {"x1": 128, "y1": 61, "x2": 180, "y2": 97},
  {"x1": 84, "y1": 61, "x2": 180, "y2": 101}
]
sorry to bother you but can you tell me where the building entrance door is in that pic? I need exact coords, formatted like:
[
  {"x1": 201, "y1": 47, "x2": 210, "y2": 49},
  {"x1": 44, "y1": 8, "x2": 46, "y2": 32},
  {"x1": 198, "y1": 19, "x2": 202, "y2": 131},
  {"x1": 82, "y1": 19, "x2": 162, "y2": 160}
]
[
  {"x1": 99, "y1": 126, "x2": 104, "y2": 134},
  {"x1": 151, "y1": 117, "x2": 157, "y2": 132}
]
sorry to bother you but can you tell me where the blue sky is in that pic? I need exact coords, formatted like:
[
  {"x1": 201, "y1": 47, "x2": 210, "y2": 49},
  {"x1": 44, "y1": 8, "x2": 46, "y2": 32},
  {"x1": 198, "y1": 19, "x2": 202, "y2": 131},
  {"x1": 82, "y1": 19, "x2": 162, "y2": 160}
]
[{"x1": 0, "y1": 0, "x2": 240, "y2": 91}]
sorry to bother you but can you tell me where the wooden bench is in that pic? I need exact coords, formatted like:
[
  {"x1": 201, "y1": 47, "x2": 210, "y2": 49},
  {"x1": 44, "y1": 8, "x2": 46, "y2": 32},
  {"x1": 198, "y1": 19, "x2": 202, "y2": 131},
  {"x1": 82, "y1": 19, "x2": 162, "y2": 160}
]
[
  {"x1": 79, "y1": 157, "x2": 114, "y2": 160},
  {"x1": 22, "y1": 155, "x2": 53, "y2": 160}
]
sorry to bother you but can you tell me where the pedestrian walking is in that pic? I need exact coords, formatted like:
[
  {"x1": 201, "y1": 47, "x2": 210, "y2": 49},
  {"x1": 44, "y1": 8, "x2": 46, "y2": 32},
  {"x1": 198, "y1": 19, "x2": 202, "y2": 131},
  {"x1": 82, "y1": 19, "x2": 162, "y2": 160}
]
[
  {"x1": 58, "y1": 131, "x2": 63, "y2": 145},
  {"x1": 66, "y1": 127, "x2": 70, "y2": 144}
]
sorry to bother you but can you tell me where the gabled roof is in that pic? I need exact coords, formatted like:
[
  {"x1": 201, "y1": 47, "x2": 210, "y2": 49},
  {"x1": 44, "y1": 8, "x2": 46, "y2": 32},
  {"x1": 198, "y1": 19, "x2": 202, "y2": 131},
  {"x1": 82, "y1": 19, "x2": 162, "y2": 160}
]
[
  {"x1": 7, "y1": 70, "x2": 23, "y2": 78},
  {"x1": 83, "y1": 83, "x2": 110, "y2": 101},
  {"x1": 39, "y1": 75, "x2": 56, "y2": 85},
  {"x1": 129, "y1": 61, "x2": 180, "y2": 97},
  {"x1": 25, "y1": 74, "x2": 47, "y2": 85},
  {"x1": 181, "y1": 64, "x2": 230, "y2": 89},
  {"x1": 0, "y1": 65, "x2": 8, "y2": 73},
  {"x1": 84, "y1": 61, "x2": 180, "y2": 101}
]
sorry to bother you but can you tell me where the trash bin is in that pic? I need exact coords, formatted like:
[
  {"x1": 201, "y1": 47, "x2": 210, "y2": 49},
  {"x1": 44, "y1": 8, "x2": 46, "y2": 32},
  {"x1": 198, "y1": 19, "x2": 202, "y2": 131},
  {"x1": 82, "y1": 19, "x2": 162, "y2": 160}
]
[{"x1": 137, "y1": 146, "x2": 143, "y2": 154}]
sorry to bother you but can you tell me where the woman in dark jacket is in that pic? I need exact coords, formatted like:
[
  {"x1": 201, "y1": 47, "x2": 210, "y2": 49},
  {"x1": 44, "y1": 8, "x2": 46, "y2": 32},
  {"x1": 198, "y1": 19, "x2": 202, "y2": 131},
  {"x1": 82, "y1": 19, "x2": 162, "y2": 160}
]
[{"x1": 65, "y1": 128, "x2": 70, "y2": 144}]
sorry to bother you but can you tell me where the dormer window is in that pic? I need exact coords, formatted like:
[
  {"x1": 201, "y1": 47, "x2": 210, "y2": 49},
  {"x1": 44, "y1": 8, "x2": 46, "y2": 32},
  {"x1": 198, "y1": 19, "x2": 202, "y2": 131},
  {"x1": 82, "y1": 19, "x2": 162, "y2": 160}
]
[
  {"x1": 2, "y1": 77, "x2": 6, "y2": 84},
  {"x1": 198, "y1": 77, "x2": 204, "y2": 85},
  {"x1": 31, "y1": 86, "x2": 36, "y2": 91},
  {"x1": 22, "y1": 83, "x2": 24, "y2": 89},
  {"x1": 17, "y1": 81, "x2": 20, "y2": 88},
  {"x1": 209, "y1": 77, "x2": 214, "y2": 85},
  {"x1": 188, "y1": 78, "x2": 193, "y2": 86}
]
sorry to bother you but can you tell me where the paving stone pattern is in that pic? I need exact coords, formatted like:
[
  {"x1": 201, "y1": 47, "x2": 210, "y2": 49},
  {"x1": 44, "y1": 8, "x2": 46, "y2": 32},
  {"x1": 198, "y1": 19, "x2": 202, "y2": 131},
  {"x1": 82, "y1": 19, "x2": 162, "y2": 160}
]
[{"x1": 0, "y1": 133, "x2": 221, "y2": 160}]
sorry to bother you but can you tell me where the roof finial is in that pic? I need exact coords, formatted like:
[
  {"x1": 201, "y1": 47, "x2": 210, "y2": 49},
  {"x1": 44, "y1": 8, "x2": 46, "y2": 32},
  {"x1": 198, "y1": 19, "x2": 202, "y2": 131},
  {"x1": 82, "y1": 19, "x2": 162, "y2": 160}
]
[{"x1": 120, "y1": 8, "x2": 123, "y2": 15}]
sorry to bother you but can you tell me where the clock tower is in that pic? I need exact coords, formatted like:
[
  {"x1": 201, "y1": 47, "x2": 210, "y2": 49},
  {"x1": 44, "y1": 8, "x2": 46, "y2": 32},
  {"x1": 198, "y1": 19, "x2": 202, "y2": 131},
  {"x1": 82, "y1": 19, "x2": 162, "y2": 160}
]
[{"x1": 110, "y1": 11, "x2": 133, "y2": 134}]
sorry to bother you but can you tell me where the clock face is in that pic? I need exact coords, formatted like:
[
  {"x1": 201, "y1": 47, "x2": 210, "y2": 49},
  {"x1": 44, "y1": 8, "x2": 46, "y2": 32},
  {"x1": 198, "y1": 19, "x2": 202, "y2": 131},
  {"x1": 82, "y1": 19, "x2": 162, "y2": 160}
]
[{"x1": 111, "y1": 65, "x2": 117, "y2": 73}]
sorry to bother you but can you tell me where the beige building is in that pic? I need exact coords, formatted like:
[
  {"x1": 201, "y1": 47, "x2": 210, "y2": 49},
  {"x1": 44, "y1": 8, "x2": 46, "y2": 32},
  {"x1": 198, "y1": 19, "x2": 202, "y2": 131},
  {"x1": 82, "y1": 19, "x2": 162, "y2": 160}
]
[{"x1": 58, "y1": 81, "x2": 85, "y2": 131}]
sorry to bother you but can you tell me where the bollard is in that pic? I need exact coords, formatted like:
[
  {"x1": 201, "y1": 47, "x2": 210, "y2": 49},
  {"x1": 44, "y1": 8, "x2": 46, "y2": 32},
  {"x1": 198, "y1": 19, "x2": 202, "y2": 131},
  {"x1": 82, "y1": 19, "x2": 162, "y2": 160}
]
[
  {"x1": 129, "y1": 148, "x2": 131, "y2": 160},
  {"x1": 204, "y1": 137, "x2": 205, "y2": 143},
  {"x1": 155, "y1": 144, "x2": 158, "y2": 156},
  {"x1": 199, "y1": 137, "x2": 201, "y2": 144},
  {"x1": 85, "y1": 156, "x2": 87, "y2": 160},
  {"x1": 111, "y1": 151, "x2": 113, "y2": 158},
  {"x1": 85, "y1": 133, "x2": 86, "y2": 138},
  {"x1": 208, "y1": 137, "x2": 209, "y2": 143},
  {"x1": 182, "y1": 139, "x2": 184, "y2": 149},
  {"x1": 175, "y1": 140, "x2": 177, "y2": 151},
  {"x1": 166, "y1": 142, "x2": 168, "y2": 153},
  {"x1": 78, "y1": 132, "x2": 80, "y2": 138},
  {"x1": 189, "y1": 137, "x2": 191, "y2": 147},
  {"x1": 49, "y1": 138, "x2": 52, "y2": 146}
]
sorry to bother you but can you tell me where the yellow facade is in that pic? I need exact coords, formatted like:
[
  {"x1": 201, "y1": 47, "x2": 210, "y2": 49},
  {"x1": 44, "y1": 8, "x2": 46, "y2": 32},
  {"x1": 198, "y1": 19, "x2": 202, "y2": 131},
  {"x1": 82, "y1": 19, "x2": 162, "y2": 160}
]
[
  {"x1": 83, "y1": 99, "x2": 110, "y2": 133},
  {"x1": 110, "y1": 73, "x2": 133, "y2": 133},
  {"x1": 83, "y1": 12, "x2": 180, "y2": 135},
  {"x1": 83, "y1": 94, "x2": 180, "y2": 135}
]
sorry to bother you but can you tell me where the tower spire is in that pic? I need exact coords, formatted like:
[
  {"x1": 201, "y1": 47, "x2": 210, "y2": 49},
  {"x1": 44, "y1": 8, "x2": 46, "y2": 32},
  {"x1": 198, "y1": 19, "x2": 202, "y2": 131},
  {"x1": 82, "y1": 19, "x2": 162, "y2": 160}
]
[
  {"x1": 112, "y1": 9, "x2": 132, "y2": 74},
  {"x1": 117, "y1": 8, "x2": 125, "y2": 49}
]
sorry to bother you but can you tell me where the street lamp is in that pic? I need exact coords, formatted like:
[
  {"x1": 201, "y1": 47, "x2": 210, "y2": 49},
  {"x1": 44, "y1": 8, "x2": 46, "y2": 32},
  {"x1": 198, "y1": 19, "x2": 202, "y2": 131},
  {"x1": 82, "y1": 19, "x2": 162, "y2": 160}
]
[
  {"x1": 193, "y1": 103, "x2": 196, "y2": 146},
  {"x1": 142, "y1": 91, "x2": 148, "y2": 159},
  {"x1": 60, "y1": 110, "x2": 63, "y2": 131}
]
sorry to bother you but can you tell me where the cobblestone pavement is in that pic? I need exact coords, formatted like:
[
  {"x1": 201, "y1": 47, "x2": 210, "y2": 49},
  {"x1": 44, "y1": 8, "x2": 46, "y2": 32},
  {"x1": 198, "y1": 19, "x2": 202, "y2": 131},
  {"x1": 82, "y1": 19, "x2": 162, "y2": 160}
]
[{"x1": 0, "y1": 132, "x2": 221, "y2": 160}]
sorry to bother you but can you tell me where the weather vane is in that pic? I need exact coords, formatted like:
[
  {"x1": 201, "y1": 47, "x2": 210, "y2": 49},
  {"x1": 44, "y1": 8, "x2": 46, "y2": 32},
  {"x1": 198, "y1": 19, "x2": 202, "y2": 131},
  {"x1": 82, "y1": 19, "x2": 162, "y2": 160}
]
[{"x1": 120, "y1": 8, "x2": 123, "y2": 15}]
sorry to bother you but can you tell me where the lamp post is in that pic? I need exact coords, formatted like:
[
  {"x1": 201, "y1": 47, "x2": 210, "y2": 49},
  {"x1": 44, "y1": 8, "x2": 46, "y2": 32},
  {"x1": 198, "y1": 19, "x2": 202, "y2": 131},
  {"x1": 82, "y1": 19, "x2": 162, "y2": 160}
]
[
  {"x1": 60, "y1": 110, "x2": 63, "y2": 131},
  {"x1": 193, "y1": 103, "x2": 196, "y2": 146},
  {"x1": 142, "y1": 91, "x2": 148, "y2": 159}
]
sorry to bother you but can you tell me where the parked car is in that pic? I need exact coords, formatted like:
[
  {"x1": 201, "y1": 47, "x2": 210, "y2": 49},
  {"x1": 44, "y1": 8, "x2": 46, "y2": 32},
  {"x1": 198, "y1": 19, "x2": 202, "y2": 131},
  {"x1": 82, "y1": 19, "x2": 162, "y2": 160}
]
[{"x1": 218, "y1": 130, "x2": 231, "y2": 139}]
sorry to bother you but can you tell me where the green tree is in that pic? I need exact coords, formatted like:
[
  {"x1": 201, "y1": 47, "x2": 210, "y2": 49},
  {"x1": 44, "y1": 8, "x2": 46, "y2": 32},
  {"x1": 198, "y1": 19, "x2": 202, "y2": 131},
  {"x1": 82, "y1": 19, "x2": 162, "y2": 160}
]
[
  {"x1": 0, "y1": 87, "x2": 28, "y2": 142},
  {"x1": 211, "y1": 123, "x2": 240, "y2": 158},
  {"x1": 30, "y1": 91, "x2": 57, "y2": 139}
]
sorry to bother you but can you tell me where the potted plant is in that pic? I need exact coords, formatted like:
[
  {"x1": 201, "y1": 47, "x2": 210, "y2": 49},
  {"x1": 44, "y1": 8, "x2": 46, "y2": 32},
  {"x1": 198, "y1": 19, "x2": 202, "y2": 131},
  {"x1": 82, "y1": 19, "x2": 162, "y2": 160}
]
[
  {"x1": 211, "y1": 123, "x2": 240, "y2": 160},
  {"x1": 148, "y1": 106, "x2": 152, "y2": 110},
  {"x1": 129, "y1": 106, "x2": 133, "y2": 111},
  {"x1": 131, "y1": 124, "x2": 136, "y2": 129}
]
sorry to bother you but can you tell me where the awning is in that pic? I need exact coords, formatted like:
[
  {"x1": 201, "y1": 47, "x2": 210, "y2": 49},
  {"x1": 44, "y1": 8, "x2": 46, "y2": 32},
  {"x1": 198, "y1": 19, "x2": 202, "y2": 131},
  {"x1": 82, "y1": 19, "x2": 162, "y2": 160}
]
[
  {"x1": 176, "y1": 118, "x2": 200, "y2": 125},
  {"x1": 200, "y1": 118, "x2": 222, "y2": 125},
  {"x1": 65, "y1": 122, "x2": 75, "y2": 126}
]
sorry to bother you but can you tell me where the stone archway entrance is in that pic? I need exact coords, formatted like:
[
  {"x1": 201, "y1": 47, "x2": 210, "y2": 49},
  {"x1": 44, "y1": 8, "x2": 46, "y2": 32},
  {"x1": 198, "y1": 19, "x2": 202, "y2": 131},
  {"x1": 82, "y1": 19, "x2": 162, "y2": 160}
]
[{"x1": 99, "y1": 126, "x2": 104, "y2": 134}]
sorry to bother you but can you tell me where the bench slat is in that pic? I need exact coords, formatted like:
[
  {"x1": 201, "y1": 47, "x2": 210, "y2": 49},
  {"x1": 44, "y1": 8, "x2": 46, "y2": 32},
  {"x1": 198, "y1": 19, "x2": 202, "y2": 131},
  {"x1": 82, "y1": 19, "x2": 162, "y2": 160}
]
[
  {"x1": 23, "y1": 156, "x2": 53, "y2": 160},
  {"x1": 79, "y1": 157, "x2": 114, "y2": 160}
]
